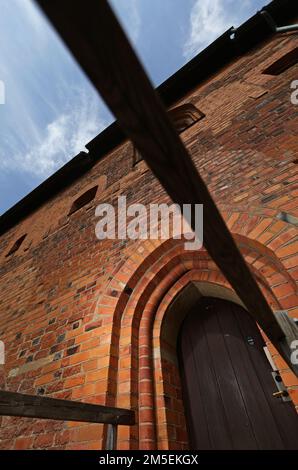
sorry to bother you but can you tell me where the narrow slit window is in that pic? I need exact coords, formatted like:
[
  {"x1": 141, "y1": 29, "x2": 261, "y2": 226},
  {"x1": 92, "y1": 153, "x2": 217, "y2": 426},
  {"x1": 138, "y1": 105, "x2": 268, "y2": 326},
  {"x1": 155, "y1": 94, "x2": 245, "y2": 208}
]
[
  {"x1": 262, "y1": 47, "x2": 298, "y2": 76},
  {"x1": 6, "y1": 234, "x2": 27, "y2": 257},
  {"x1": 68, "y1": 186, "x2": 98, "y2": 215},
  {"x1": 133, "y1": 103, "x2": 205, "y2": 165},
  {"x1": 133, "y1": 147, "x2": 143, "y2": 166}
]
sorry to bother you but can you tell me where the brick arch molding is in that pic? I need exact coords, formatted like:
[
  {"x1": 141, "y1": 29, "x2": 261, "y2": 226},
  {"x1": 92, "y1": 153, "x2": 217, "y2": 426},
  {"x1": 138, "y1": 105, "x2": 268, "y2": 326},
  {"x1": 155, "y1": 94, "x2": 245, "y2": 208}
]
[{"x1": 94, "y1": 211, "x2": 297, "y2": 449}]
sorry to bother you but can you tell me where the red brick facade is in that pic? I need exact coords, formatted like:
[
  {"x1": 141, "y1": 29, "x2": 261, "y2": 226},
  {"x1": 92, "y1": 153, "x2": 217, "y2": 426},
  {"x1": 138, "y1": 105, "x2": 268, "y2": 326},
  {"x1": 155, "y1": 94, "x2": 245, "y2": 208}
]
[{"x1": 0, "y1": 27, "x2": 297, "y2": 449}]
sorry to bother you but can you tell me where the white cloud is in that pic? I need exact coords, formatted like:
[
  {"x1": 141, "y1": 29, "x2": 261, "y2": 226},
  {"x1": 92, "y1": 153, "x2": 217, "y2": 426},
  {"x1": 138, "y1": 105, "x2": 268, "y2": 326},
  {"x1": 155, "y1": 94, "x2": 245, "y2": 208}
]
[
  {"x1": 0, "y1": 1, "x2": 112, "y2": 181},
  {"x1": 19, "y1": 0, "x2": 47, "y2": 37},
  {"x1": 183, "y1": 0, "x2": 254, "y2": 59},
  {"x1": 1, "y1": 88, "x2": 107, "y2": 178}
]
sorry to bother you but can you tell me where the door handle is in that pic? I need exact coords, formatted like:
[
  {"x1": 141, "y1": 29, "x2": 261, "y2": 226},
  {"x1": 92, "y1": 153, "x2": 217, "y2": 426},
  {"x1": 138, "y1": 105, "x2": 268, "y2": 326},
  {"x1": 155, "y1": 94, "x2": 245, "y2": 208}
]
[{"x1": 272, "y1": 390, "x2": 289, "y2": 398}]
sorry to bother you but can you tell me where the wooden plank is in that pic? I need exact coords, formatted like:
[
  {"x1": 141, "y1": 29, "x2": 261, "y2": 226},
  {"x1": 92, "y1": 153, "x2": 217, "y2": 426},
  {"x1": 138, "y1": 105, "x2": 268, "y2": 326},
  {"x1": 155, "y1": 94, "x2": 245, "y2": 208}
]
[
  {"x1": 179, "y1": 302, "x2": 234, "y2": 449},
  {"x1": 236, "y1": 306, "x2": 298, "y2": 449},
  {"x1": 201, "y1": 300, "x2": 258, "y2": 449},
  {"x1": 35, "y1": 0, "x2": 297, "y2": 375},
  {"x1": 180, "y1": 298, "x2": 298, "y2": 449},
  {"x1": 221, "y1": 300, "x2": 285, "y2": 449},
  {"x1": 0, "y1": 391, "x2": 135, "y2": 425}
]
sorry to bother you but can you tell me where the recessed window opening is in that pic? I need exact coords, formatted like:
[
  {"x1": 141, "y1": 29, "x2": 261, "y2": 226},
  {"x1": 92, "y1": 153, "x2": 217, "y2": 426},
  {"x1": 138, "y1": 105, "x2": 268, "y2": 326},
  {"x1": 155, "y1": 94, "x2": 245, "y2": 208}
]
[
  {"x1": 68, "y1": 186, "x2": 98, "y2": 215},
  {"x1": 133, "y1": 103, "x2": 205, "y2": 165},
  {"x1": 6, "y1": 234, "x2": 27, "y2": 257},
  {"x1": 262, "y1": 47, "x2": 298, "y2": 75},
  {"x1": 168, "y1": 103, "x2": 205, "y2": 133}
]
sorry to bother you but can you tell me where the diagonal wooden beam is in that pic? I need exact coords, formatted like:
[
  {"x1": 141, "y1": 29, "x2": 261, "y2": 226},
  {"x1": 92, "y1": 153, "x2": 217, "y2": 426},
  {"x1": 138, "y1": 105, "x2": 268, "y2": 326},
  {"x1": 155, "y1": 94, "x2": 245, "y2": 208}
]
[{"x1": 35, "y1": 0, "x2": 297, "y2": 374}]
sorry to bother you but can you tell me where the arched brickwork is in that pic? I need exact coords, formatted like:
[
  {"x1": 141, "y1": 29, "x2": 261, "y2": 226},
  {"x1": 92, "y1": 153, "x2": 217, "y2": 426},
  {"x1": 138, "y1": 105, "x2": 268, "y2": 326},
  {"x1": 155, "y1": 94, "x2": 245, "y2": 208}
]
[{"x1": 94, "y1": 211, "x2": 297, "y2": 449}]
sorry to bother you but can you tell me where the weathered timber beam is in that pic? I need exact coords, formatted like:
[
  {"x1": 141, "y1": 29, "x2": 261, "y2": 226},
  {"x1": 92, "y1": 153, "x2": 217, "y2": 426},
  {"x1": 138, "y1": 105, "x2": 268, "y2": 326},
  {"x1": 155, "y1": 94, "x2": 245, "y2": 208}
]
[
  {"x1": 0, "y1": 390, "x2": 135, "y2": 425},
  {"x1": 35, "y1": 0, "x2": 297, "y2": 375}
]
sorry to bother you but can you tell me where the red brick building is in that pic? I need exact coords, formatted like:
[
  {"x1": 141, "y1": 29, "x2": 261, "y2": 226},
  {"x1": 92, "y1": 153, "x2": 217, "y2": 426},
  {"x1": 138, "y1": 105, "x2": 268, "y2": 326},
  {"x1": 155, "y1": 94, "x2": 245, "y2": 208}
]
[{"x1": 0, "y1": 0, "x2": 297, "y2": 450}]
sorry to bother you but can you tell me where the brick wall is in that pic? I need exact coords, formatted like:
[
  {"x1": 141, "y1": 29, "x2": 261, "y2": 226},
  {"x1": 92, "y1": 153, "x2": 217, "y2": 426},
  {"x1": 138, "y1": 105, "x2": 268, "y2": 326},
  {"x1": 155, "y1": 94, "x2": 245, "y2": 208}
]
[{"x1": 0, "y1": 30, "x2": 297, "y2": 449}]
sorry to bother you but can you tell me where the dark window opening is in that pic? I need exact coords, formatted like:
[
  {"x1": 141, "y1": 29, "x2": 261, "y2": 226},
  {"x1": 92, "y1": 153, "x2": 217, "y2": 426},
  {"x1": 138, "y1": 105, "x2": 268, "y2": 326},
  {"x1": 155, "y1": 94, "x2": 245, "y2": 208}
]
[
  {"x1": 168, "y1": 103, "x2": 205, "y2": 133},
  {"x1": 133, "y1": 103, "x2": 204, "y2": 165},
  {"x1": 262, "y1": 47, "x2": 298, "y2": 76},
  {"x1": 6, "y1": 234, "x2": 27, "y2": 257},
  {"x1": 68, "y1": 186, "x2": 98, "y2": 215}
]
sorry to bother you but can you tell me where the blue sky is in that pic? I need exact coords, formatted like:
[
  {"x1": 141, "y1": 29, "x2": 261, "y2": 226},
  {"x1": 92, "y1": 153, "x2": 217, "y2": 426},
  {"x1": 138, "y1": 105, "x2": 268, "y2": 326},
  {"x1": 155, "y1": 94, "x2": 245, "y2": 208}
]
[{"x1": 0, "y1": 0, "x2": 266, "y2": 215}]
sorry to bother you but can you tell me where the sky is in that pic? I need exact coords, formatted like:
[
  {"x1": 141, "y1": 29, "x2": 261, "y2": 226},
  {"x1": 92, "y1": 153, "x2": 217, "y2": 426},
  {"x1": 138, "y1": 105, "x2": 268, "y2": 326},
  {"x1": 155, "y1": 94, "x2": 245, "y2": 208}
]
[{"x1": 0, "y1": 0, "x2": 267, "y2": 215}]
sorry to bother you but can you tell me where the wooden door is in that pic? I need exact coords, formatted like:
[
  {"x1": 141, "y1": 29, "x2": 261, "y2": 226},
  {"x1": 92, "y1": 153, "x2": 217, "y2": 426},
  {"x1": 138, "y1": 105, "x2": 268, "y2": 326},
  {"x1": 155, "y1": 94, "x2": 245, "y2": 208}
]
[{"x1": 178, "y1": 297, "x2": 298, "y2": 449}]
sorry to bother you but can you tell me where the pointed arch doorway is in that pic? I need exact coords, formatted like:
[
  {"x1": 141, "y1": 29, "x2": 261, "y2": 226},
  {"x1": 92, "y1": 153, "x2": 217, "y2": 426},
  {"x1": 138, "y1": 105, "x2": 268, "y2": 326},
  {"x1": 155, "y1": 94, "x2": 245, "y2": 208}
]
[{"x1": 178, "y1": 297, "x2": 298, "y2": 449}]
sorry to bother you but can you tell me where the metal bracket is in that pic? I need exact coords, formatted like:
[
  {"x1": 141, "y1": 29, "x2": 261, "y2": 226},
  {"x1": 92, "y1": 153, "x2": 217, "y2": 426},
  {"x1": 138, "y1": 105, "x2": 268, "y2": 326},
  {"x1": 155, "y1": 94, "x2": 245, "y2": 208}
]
[
  {"x1": 105, "y1": 423, "x2": 118, "y2": 450},
  {"x1": 271, "y1": 371, "x2": 291, "y2": 402},
  {"x1": 263, "y1": 343, "x2": 292, "y2": 402}
]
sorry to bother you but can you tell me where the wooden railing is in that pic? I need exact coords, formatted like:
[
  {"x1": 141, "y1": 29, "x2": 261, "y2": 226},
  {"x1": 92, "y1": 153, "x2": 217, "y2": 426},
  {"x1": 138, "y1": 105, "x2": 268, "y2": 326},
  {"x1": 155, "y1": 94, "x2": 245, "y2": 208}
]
[{"x1": 0, "y1": 390, "x2": 135, "y2": 450}]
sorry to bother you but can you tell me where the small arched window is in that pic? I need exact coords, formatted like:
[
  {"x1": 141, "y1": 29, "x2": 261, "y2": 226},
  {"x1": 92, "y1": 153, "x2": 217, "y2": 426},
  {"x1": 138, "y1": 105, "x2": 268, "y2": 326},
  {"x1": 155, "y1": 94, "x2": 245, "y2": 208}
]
[
  {"x1": 168, "y1": 103, "x2": 205, "y2": 133},
  {"x1": 68, "y1": 186, "x2": 98, "y2": 216},
  {"x1": 6, "y1": 234, "x2": 27, "y2": 257},
  {"x1": 133, "y1": 103, "x2": 204, "y2": 165}
]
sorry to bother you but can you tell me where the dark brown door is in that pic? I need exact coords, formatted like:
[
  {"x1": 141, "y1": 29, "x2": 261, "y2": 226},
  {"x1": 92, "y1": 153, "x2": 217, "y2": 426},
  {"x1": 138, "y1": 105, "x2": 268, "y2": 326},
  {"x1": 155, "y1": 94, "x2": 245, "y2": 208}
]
[{"x1": 178, "y1": 297, "x2": 298, "y2": 449}]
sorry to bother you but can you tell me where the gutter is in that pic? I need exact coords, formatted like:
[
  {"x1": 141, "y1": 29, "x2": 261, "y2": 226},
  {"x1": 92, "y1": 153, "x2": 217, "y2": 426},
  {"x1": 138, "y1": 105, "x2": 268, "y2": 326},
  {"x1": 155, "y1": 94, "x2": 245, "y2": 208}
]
[{"x1": 261, "y1": 10, "x2": 298, "y2": 33}]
